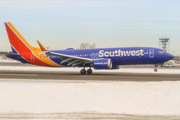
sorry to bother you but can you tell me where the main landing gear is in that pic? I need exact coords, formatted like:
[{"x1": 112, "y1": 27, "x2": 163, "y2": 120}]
[
  {"x1": 80, "y1": 69, "x2": 86, "y2": 74},
  {"x1": 80, "y1": 68, "x2": 92, "y2": 75},
  {"x1": 87, "y1": 68, "x2": 92, "y2": 74}
]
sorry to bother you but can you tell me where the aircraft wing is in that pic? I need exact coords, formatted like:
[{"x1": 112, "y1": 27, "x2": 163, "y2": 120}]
[
  {"x1": 46, "y1": 51, "x2": 93, "y2": 66},
  {"x1": 37, "y1": 40, "x2": 93, "y2": 66}
]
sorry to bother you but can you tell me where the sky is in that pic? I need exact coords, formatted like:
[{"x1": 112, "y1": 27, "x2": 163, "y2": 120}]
[{"x1": 0, "y1": 0, "x2": 180, "y2": 55}]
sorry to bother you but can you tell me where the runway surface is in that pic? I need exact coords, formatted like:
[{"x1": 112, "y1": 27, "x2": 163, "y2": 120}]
[
  {"x1": 0, "y1": 70, "x2": 180, "y2": 81},
  {"x1": 0, "y1": 61, "x2": 180, "y2": 81},
  {"x1": 0, "y1": 62, "x2": 180, "y2": 68}
]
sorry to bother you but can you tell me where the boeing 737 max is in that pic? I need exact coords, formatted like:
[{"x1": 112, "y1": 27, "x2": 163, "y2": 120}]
[{"x1": 2, "y1": 22, "x2": 174, "y2": 74}]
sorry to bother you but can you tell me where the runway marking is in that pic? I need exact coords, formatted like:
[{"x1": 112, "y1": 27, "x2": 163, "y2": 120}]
[{"x1": 0, "y1": 74, "x2": 37, "y2": 76}]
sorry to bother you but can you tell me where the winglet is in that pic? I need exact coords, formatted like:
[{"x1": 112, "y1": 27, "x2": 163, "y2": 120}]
[{"x1": 37, "y1": 40, "x2": 47, "y2": 51}]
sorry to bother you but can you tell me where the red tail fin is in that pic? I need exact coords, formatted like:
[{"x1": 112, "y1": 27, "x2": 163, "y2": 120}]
[{"x1": 4, "y1": 22, "x2": 39, "y2": 54}]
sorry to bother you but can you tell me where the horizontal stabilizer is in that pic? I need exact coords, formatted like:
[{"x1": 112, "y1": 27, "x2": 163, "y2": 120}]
[{"x1": 0, "y1": 52, "x2": 22, "y2": 57}]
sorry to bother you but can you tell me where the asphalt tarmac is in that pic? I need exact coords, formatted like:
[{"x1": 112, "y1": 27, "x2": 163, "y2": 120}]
[
  {"x1": 0, "y1": 62, "x2": 180, "y2": 69},
  {"x1": 0, "y1": 70, "x2": 179, "y2": 81},
  {"x1": 0, "y1": 62, "x2": 179, "y2": 81}
]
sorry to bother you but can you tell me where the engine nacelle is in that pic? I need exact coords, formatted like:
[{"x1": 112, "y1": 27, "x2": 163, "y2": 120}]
[{"x1": 93, "y1": 58, "x2": 112, "y2": 69}]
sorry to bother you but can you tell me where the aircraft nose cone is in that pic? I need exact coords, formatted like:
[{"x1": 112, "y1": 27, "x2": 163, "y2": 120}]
[{"x1": 167, "y1": 53, "x2": 174, "y2": 60}]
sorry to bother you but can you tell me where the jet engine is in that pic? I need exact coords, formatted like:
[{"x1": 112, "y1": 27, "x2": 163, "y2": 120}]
[{"x1": 93, "y1": 58, "x2": 112, "y2": 69}]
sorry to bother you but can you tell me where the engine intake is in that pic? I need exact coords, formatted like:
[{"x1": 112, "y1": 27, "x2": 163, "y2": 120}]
[{"x1": 93, "y1": 58, "x2": 112, "y2": 69}]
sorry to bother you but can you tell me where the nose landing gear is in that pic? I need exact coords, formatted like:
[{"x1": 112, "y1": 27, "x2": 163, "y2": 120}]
[{"x1": 154, "y1": 64, "x2": 158, "y2": 72}]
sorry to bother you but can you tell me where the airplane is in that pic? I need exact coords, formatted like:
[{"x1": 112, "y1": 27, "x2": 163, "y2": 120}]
[{"x1": 2, "y1": 22, "x2": 174, "y2": 74}]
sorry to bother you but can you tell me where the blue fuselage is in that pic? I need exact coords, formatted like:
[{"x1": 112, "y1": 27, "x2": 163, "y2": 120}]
[{"x1": 44, "y1": 47, "x2": 174, "y2": 67}]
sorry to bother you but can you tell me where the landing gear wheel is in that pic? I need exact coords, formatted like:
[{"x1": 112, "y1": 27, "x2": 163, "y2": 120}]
[
  {"x1": 80, "y1": 69, "x2": 86, "y2": 74},
  {"x1": 154, "y1": 68, "x2": 157, "y2": 72},
  {"x1": 87, "y1": 69, "x2": 92, "y2": 74}
]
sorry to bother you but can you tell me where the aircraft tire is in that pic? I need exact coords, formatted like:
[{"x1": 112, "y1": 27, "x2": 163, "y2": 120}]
[
  {"x1": 154, "y1": 68, "x2": 157, "y2": 72},
  {"x1": 87, "y1": 69, "x2": 92, "y2": 74},
  {"x1": 80, "y1": 69, "x2": 86, "y2": 74}
]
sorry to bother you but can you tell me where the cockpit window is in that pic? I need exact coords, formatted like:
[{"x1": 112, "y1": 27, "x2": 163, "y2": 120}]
[{"x1": 158, "y1": 51, "x2": 164, "y2": 54}]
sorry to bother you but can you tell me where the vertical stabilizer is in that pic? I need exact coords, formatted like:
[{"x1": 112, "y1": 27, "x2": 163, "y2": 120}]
[{"x1": 4, "y1": 22, "x2": 38, "y2": 54}]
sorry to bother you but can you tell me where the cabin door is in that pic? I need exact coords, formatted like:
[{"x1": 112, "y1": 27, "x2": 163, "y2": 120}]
[{"x1": 149, "y1": 49, "x2": 154, "y2": 58}]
